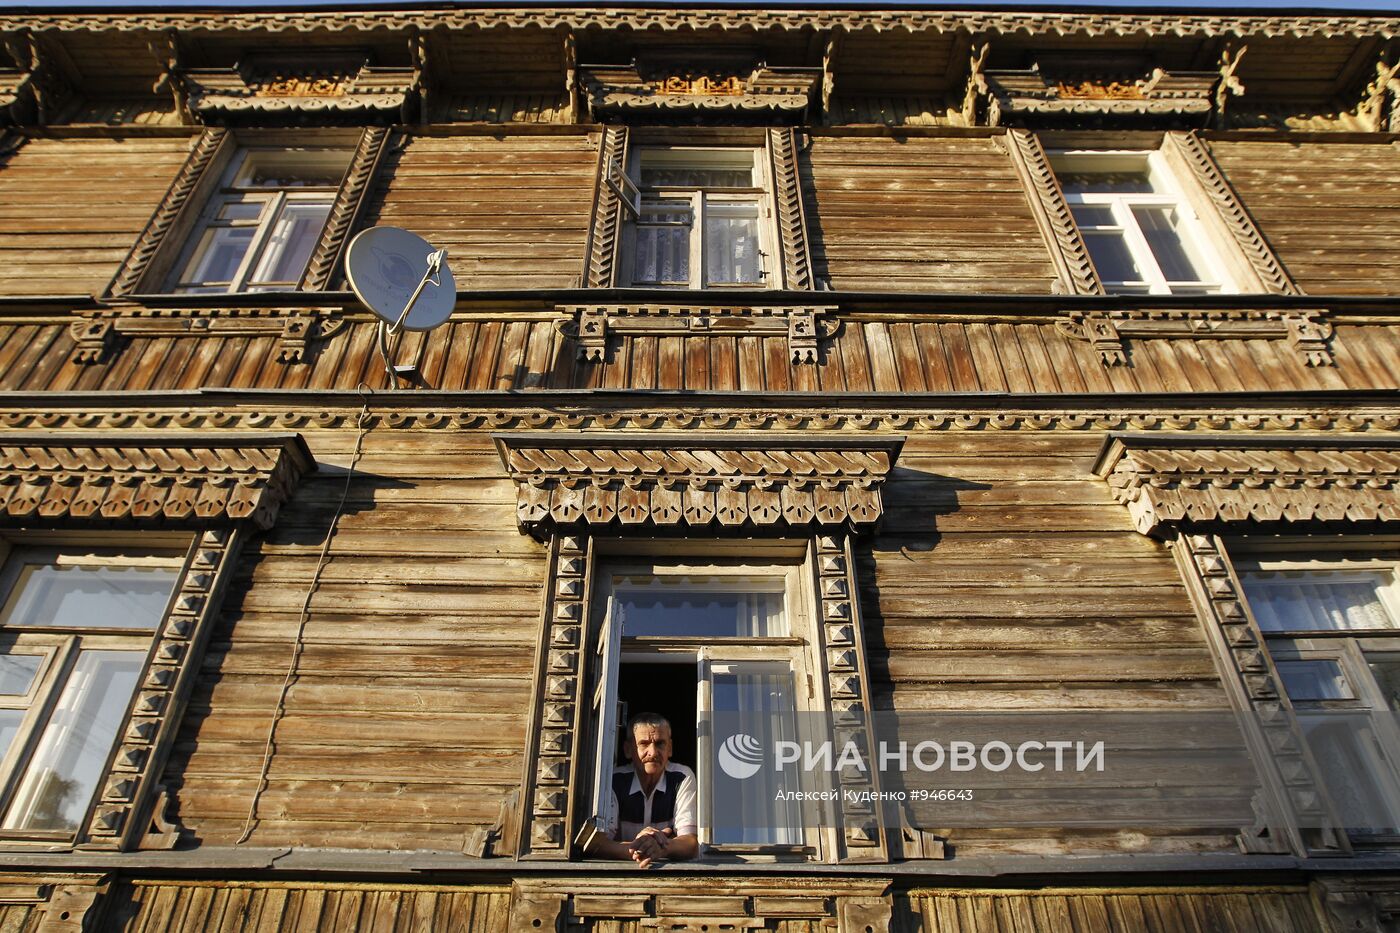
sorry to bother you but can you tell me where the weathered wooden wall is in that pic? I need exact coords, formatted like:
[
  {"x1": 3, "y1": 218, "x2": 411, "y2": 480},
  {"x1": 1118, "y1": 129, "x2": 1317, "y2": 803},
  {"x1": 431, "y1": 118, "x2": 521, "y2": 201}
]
[
  {"x1": 0, "y1": 135, "x2": 194, "y2": 297},
  {"x1": 1206, "y1": 138, "x2": 1400, "y2": 297},
  {"x1": 363, "y1": 132, "x2": 598, "y2": 290},
  {"x1": 168, "y1": 431, "x2": 544, "y2": 850},
  {"x1": 801, "y1": 135, "x2": 1061, "y2": 293},
  {"x1": 110, "y1": 880, "x2": 512, "y2": 931},
  {"x1": 3, "y1": 312, "x2": 1395, "y2": 394}
]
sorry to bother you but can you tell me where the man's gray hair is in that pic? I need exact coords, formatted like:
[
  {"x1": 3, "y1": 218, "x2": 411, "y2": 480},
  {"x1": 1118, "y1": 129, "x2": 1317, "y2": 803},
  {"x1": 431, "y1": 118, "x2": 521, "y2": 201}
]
[{"x1": 627, "y1": 711, "x2": 671, "y2": 735}]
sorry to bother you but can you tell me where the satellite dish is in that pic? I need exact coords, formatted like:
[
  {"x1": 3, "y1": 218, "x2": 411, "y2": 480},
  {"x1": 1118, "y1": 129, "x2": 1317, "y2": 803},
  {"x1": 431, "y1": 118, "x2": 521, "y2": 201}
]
[{"x1": 345, "y1": 226, "x2": 456, "y2": 332}]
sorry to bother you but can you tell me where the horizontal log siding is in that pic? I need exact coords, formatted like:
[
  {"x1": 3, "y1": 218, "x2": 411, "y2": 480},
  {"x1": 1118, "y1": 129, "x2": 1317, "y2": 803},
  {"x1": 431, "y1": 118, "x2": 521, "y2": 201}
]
[
  {"x1": 870, "y1": 433, "x2": 1237, "y2": 857},
  {"x1": 4, "y1": 314, "x2": 1394, "y2": 394},
  {"x1": 0, "y1": 136, "x2": 193, "y2": 297},
  {"x1": 167, "y1": 436, "x2": 543, "y2": 850},
  {"x1": 362, "y1": 133, "x2": 597, "y2": 290},
  {"x1": 111, "y1": 881, "x2": 511, "y2": 932},
  {"x1": 896, "y1": 887, "x2": 1323, "y2": 933},
  {"x1": 801, "y1": 136, "x2": 1060, "y2": 293},
  {"x1": 1209, "y1": 138, "x2": 1400, "y2": 296}
]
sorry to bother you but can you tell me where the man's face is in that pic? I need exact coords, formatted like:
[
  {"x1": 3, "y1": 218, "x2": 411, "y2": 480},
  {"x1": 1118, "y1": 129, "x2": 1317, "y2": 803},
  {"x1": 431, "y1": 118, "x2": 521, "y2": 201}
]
[{"x1": 625, "y1": 723, "x2": 672, "y2": 779}]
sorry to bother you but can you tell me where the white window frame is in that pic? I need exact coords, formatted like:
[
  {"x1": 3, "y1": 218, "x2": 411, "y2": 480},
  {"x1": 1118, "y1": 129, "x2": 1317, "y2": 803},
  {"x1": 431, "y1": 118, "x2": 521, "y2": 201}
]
[
  {"x1": 167, "y1": 148, "x2": 347, "y2": 295},
  {"x1": 0, "y1": 546, "x2": 183, "y2": 844},
  {"x1": 1234, "y1": 546, "x2": 1400, "y2": 843},
  {"x1": 622, "y1": 147, "x2": 777, "y2": 290},
  {"x1": 1054, "y1": 149, "x2": 1238, "y2": 296},
  {"x1": 583, "y1": 551, "x2": 833, "y2": 861}
]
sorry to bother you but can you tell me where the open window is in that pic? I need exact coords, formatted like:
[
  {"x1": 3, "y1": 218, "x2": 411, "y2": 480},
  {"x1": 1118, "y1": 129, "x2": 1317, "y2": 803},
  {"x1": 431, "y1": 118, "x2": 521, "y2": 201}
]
[
  {"x1": 1233, "y1": 546, "x2": 1400, "y2": 841},
  {"x1": 167, "y1": 147, "x2": 352, "y2": 294},
  {"x1": 0, "y1": 545, "x2": 183, "y2": 842},
  {"x1": 581, "y1": 551, "x2": 824, "y2": 859},
  {"x1": 622, "y1": 147, "x2": 775, "y2": 289}
]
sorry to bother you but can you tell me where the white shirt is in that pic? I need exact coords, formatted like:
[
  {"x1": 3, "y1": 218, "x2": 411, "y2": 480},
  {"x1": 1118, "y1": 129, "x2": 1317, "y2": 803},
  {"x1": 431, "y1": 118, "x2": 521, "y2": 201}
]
[{"x1": 606, "y1": 762, "x2": 698, "y2": 842}]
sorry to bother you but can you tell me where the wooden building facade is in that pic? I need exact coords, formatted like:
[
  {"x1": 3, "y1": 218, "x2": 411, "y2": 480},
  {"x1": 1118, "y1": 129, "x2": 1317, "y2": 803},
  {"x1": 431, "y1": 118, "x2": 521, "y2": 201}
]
[{"x1": 0, "y1": 3, "x2": 1397, "y2": 930}]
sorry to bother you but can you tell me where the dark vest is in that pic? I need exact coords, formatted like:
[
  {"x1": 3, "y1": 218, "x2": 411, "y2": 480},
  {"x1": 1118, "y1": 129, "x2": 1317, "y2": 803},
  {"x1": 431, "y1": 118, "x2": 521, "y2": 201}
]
[{"x1": 613, "y1": 767, "x2": 683, "y2": 827}]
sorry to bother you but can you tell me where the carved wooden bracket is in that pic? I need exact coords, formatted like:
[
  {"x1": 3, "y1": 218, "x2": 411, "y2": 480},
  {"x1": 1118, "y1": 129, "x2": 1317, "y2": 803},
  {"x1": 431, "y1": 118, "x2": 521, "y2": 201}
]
[
  {"x1": 0, "y1": 432, "x2": 314, "y2": 530},
  {"x1": 0, "y1": 30, "x2": 74, "y2": 126},
  {"x1": 68, "y1": 307, "x2": 347, "y2": 365},
  {"x1": 1094, "y1": 434, "x2": 1400, "y2": 537},
  {"x1": 1056, "y1": 308, "x2": 1333, "y2": 367},
  {"x1": 558, "y1": 305, "x2": 839, "y2": 364},
  {"x1": 495, "y1": 433, "x2": 901, "y2": 538}
]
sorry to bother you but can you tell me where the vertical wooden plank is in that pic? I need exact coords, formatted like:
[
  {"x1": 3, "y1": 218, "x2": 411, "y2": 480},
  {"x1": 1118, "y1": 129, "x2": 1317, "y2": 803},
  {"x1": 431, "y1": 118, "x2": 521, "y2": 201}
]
[
  {"x1": 712, "y1": 334, "x2": 738, "y2": 391},
  {"x1": 863, "y1": 321, "x2": 901, "y2": 392},
  {"x1": 889, "y1": 321, "x2": 929, "y2": 393},
  {"x1": 657, "y1": 335, "x2": 683, "y2": 390},
  {"x1": 684, "y1": 334, "x2": 710, "y2": 390},
  {"x1": 632, "y1": 335, "x2": 657, "y2": 391},
  {"x1": 736, "y1": 336, "x2": 763, "y2": 392},
  {"x1": 992, "y1": 322, "x2": 1033, "y2": 394},
  {"x1": 915, "y1": 322, "x2": 955, "y2": 391}
]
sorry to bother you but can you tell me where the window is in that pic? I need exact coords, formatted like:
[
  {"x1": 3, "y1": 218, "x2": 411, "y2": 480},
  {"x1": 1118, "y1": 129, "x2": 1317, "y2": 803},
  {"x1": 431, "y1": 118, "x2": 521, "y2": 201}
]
[
  {"x1": 1236, "y1": 550, "x2": 1400, "y2": 839},
  {"x1": 168, "y1": 148, "x2": 352, "y2": 294},
  {"x1": 0, "y1": 547, "x2": 180, "y2": 839},
  {"x1": 623, "y1": 148, "x2": 774, "y2": 289},
  {"x1": 1054, "y1": 150, "x2": 1235, "y2": 295},
  {"x1": 582, "y1": 553, "x2": 822, "y2": 857}
]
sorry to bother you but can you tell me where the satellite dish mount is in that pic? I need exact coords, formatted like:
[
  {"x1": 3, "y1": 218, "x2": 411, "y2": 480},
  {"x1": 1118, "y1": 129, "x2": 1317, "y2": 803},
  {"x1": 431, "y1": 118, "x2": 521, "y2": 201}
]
[{"x1": 345, "y1": 226, "x2": 457, "y2": 389}]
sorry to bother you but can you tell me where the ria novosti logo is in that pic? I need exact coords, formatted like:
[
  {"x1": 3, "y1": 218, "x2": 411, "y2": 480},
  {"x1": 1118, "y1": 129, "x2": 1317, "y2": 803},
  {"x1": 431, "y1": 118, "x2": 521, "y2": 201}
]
[{"x1": 718, "y1": 733, "x2": 764, "y2": 779}]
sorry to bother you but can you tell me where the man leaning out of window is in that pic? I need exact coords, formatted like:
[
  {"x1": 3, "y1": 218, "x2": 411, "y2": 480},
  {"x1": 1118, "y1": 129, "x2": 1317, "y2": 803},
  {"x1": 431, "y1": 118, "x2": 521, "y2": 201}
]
[{"x1": 587, "y1": 711, "x2": 699, "y2": 868}]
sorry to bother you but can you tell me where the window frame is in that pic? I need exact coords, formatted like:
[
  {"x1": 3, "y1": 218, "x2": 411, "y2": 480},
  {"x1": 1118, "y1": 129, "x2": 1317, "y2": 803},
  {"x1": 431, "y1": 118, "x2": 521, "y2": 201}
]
[
  {"x1": 0, "y1": 544, "x2": 185, "y2": 845},
  {"x1": 581, "y1": 546, "x2": 838, "y2": 862},
  {"x1": 1231, "y1": 543, "x2": 1400, "y2": 844},
  {"x1": 164, "y1": 147, "x2": 349, "y2": 295},
  {"x1": 621, "y1": 146, "x2": 778, "y2": 290},
  {"x1": 1052, "y1": 149, "x2": 1238, "y2": 296}
]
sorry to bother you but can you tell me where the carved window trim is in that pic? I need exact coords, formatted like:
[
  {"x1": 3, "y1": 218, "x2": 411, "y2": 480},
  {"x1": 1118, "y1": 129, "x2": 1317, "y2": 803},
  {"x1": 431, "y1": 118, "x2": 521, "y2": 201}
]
[
  {"x1": 1004, "y1": 129, "x2": 1102, "y2": 296},
  {"x1": 0, "y1": 432, "x2": 314, "y2": 852},
  {"x1": 108, "y1": 127, "x2": 388, "y2": 298},
  {"x1": 1095, "y1": 433, "x2": 1400, "y2": 857},
  {"x1": 495, "y1": 434, "x2": 901, "y2": 864},
  {"x1": 581, "y1": 127, "x2": 815, "y2": 290}
]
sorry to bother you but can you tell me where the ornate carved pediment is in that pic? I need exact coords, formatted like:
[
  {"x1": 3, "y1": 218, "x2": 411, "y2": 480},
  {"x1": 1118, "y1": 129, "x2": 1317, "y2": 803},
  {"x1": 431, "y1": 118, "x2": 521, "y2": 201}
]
[
  {"x1": 0, "y1": 433, "x2": 314, "y2": 529},
  {"x1": 1056, "y1": 308, "x2": 1333, "y2": 367},
  {"x1": 976, "y1": 52, "x2": 1228, "y2": 127},
  {"x1": 183, "y1": 51, "x2": 416, "y2": 124},
  {"x1": 581, "y1": 55, "x2": 818, "y2": 121},
  {"x1": 494, "y1": 433, "x2": 902, "y2": 537},
  {"x1": 68, "y1": 306, "x2": 347, "y2": 365},
  {"x1": 557, "y1": 304, "x2": 839, "y2": 364},
  {"x1": 1094, "y1": 434, "x2": 1400, "y2": 536}
]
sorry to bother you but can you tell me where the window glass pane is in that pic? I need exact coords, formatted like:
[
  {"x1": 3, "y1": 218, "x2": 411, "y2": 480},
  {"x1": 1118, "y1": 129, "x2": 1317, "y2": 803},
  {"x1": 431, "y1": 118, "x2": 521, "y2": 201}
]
[
  {"x1": 1069, "y1": 205, "x2": 1116, "y2": 227},
  {"x1": 1240, "y1": 570, "x2": 1396, "y2": 633},
  {"x1": 217, "y1": 202, "x2": 264, "y2": 222},
  {"x1": 1081, "y1": 230, "x2": 1143, "y2": 284},
  {"x1": 1276, "y1": 659, "x2": 1354, "y2": 701},
  {"x1": 2, "y1": 650, "x2": 144, "y2": 832},
  {"x1": 181, "y1": 225, "x2": 256, "y2": 287},
  {"x1": 0, "y1": 655, "x2": 42, "y2": 696},
  {"x1": 1368, "y1": 661, "x2": 1400, "y2": 712},
  {"x1": 1299, "y1": 715, "x2": 1400, "y2": 835},
  {"x1": 711, "y1": 664, "x2": 801, "y2": 845},
  {"x1": 1058, "y1": 170, "x2": 1155, "y2": 194},
  {"x1": 1, "y1": 564, "x2": 178, "y2": 631},
  {"x1": 705, "y1": 207, "x2": 762, "y2": 285},
  {"x1": 1132, "y1": 205, "x2": 1205, "y2": 283},
  {"x1": 615, "y1": 575, "x2": 787, "y2": 637},
  {"x1": 235, "y1": 150, "x2": 348, "y2": 188},
  {"x1": 639, "y1": 151, "x2": 755, "y2": 189},
  {"x1": 633, "y1": 206, "x2": 692, "y2": 285},
  {"x1": 250, "y1": 201, "x2": 333, "y2": 286},
  {"x1": 0, "y1": 709, "x2": 22, "y2": 765}
]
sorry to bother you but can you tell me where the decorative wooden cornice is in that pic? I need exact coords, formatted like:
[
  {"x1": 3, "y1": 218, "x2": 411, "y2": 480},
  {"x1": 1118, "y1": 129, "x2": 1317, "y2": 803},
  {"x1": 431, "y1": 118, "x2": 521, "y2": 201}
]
[
  {"x1": 4, "y1": 11, "x2": 1395, "y2": 41},
  {"x1": 1056, "y1": 308, "x2": 1333, "y2": 367},
  {"x1": 183, "y1": 53, "x2": 417, "y2": 125},
  {"x1": 0, "y1": 433, "x2": 314, "y2": 530},
  {"x1": 581, "y1": 63, "x2": 818, "y2": 120},
  {"x1": 68, "y1": 306, "x2": 347, "y2": 365},
  {"x1": 1094, "y1": 434, "x2": 1400, "y2": 536},
  {"x1": 557, "y1": 304, "x2": 839, "y2": 364},
  {"x1": 493, "y1": 433, "x2": 902, "y2": 536},
  {"x1": 109, "y1": 128, "x2": 229, "y2": 298},
  {"x1": 982, "y1": 63, "x2": 1219, "y2": 128}
]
